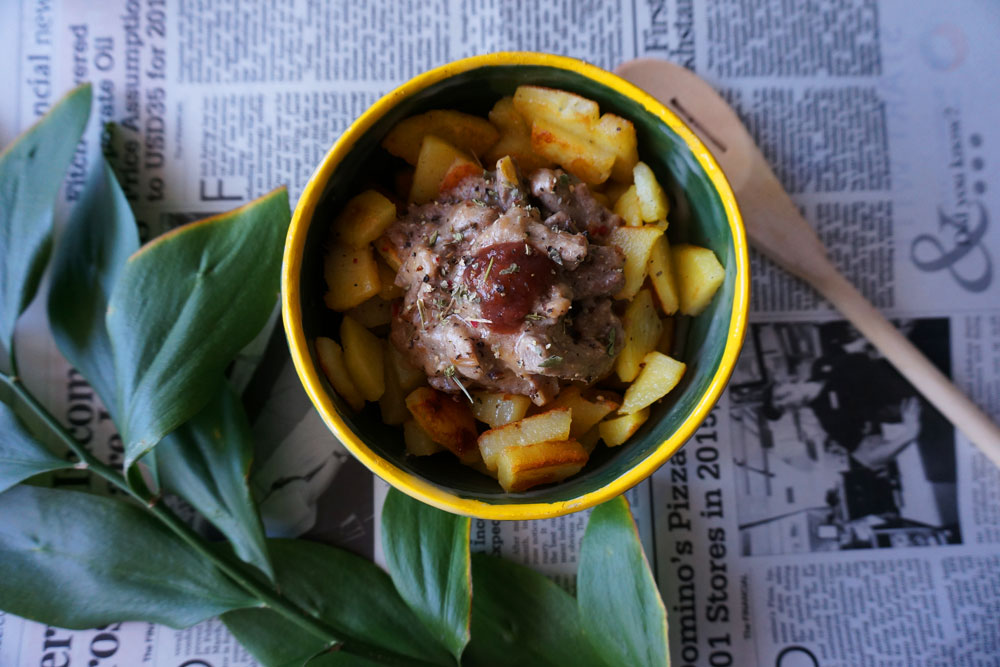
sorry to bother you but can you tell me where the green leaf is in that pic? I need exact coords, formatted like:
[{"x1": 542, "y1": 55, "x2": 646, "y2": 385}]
[
  {"x1": 47, "y1": 157, "x2": 139, "y2": 411},
  {"x1": 381, "y1": 488, "x2": 471, "y2": 663},
  {"x1": 224, "y1": 539, "x2": 452, "y2": 667},
  {"x1": 156, "y1": 381, "x2": 274, "y2": 580},
  {"x1": 222, "y1": 608, "x2": 323, "y2": 667},
  {"x1": 464, "y1": 554, "x2": 606, "y2": 667},
  {"x1": 106, "y1": 188, "x2": 291, "y2": 469},
  {"x1": 578, "y1": 496, "x2": 669, "y2": 667},
  {"x1": 0, "y1": 83, "x2": 92, "y2": 356},
  {"x1": 0, "y1": 485, "x2": 257, "y2": 628},
  {"x1": 0, "y1": 401, "x2": 72, "y2": 493}
]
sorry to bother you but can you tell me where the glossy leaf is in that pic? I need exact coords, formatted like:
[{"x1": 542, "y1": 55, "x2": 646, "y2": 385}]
[
  {"x1": 223, "y1": 539, "x2": 452, "y2": 666},
  {"x1": 222, "y1": 608, "x2": 324, "y2": 667},
  {"x1": 0, "y1": 401, "x2": 72, "y2": 493},
  {"x1": 0, "y1": 83, "x2": 92, "y2": 356},
  {"x1": 578, "y1": 496, "x2": 668, "y2": 667},
  {"x1": 156, "y1": 381, "x2": 274, "y2": 580},
  {"x1": 0, "y1": 485, "x2": 257, "y2": 628},
  {"x1": 47, "y1": 157, "x2": 139, "y2": 411},
  {"x1": 464, "y1": 554, "x2": 606, "y2": 667},
  {"x1": 106, "y1": 188, "x2": 290, "y2": 469},
  {"x1": 381, "y1": 488, "x2": 471, "y2": 662}
]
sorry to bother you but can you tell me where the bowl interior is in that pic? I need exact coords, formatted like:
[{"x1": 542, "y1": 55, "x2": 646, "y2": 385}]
[{"x1": 296, "y1": 63, "x2": 741, "y2": 506}]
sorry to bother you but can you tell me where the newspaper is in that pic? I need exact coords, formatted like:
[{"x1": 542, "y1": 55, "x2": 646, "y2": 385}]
[{"x1": 1, "y1": 1, "x2": 998, "y2": 665}]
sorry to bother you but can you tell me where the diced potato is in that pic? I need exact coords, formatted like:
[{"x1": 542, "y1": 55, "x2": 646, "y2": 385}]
[
  {"x1": 530, "y1": 118, "x2": 614, "y2": 185},
  {"x1": 495, "y1": 154, "x2": 519, "y2": 185},
  {"x1": 485, "y1": 97, "x2": 552, "y2": 172},
  {"x1": 513, "y1": 86, "x2": 600, "y2": 127},
  {"x1": 405, "y1": 387, "x2": 479, "y2": 463},
  {"x1": 608, "y1": 225, "x2": 664, "y2": 300},
  {"x1": 620, "y1": 351, "x2": 686, "y2": 414},
  {"x1": 377, "y1": 260, "x2": 404, "y2": 301},
  {"x1": 602, "y1": 180, "x2": 631, "y2": 206},
  {"x1": 599, "y1": 408, "x2": 650, "y2": 447},
  {"x1": 496, "y1": 439, "x2": 589, "y2": 492},
  {"x1": 595, "y1": 113, "x2": 639, "y2": 183},
  {"x1": 471, "y1": 392, "x2": 532, "y2": 429},
  {"x1": 633, "y1": 162, "x2": 669, "y2": 222},
  {"x1": 465, "y1": 456, "x2": 499, "y2": 480},
  {"x1": 323, "y1": 244, "x2": 381, "y2": 311},
  {"x1": 340, "y1": 316, "x2": 385, "y2": 402},
  {"x1": 647, "y1": 235, "x2": 680, "y2": 315},
  {"x1": 382, "y1": 110, "x2": 500, "y2": 165},
  {"x1": 386, "y1": 343, "x2": 426, "y2": 392},
  {"x1": 616, "y1": 289, "x2": 663, "y2": 383},
  {"x1": 613, "y1": 185, "x2": 643, "y2": 227},
  {"x1": 672, "y1": 243, "x2": 725, "y2": 316},
  {"x1": 403, "y1": 420, "x2": 445, "y2": 456},
  {"x1": 374, "y1": 235, "x2": 402, "y2": 272},
  {"x1": 380, "y1": 341, "x2": 409, "y2": 425},
  {"x1": 393, "y1": 168, "x2": 415, "y2": 201},
  {"x1": 315, "y1": 337, "x2": 365, "y2": 411},
  {"x1": 657, "y1": 317, "x2": 676, "y2": 355},
  {"x1": 478, "y1": 408, "x2": 572, "y2": 471},
  {"x1": 548, "y1": 386, "x2": 620, "y2": 438},
  {"x1": 345, "y1": 296, "x2": 392, "y2": 328},
  {"x1": 578, "y1": 427, "x2": 601, "y2": 454},
  {"x1": 410, "y1": 135, "x2": 482, "y2": 204},
  {"x1": 334, "y1": 190, "x2": 397, "y2": 248},
  {"x1": 590, "y1": 191, "x2": 610, "y2": 208}
]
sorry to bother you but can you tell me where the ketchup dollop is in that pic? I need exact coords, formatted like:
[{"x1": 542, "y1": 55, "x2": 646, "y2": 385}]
[{"x1": 466, "y1": 242, "x2": 557, "y2": 333}]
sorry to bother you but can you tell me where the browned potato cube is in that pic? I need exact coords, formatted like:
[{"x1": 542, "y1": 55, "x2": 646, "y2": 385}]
[
  {"x1": 334, "y1": 190, "x2": 397, "y2": 248},
  {"x1": 410, "y1": 135, "x2": 482, "y2": 204},
  {"x1": 608, "y1": 225, "x2": 664, "y2": 300},
  {"x1": 512, "y1": 86, "x2": 600, "y2": 126},
  {"x1": 477, "y1": 408, "x2": 572, "y2": 470},
  {"x1": 598, "y1": 408, "x2": 650, "y2": 447},
  {"x1": 374, "y1": 235, "x2": 402, "y2": 272},
  {"x1": 530, "y1": 118, "x2": 614, "y2": 185},
  {"x1": 485, "y1": 97, "x2": 552, "y2": 172},
  {"x1": 471, "y1": 392, "x2": 533, "y2": 429},
  {"x1": 341, "y1": 316, "x2": 385, "y2": 401},
  {"x1": 403, "y1": 420, "x2": 445, "y2": 456},
  {"x1": 345, "y1": 296, "x2": 392, "y2": 329},
  {"x1": 405, "y1": 387, "x2": 479, "y2": 463},
  {"x1": 647, "y1": 235, "x2": 680, "y2": 315},
  {"x1": 497, "y1": 439, "x2": 589, "y2": 492},
  {"x1": 620, "y1": 351, "x2": 686, "y2": 414},
  {"x1": 379, "y1": 341, "x2": 409, "y2": 425},
  {"x1": 613, "y1": 185, "x2": 643, "y2": 227},
  {"x1": 382, "y1": 110, "x2": 499, "y2": 165},
  {"x1": 386, "y1": 343, "x2": 426, "y2": 393},
  {"x1": 633, "y1": 161, "x2": 669, "y2": 222},
  {"x1": 323, "y1": 243, "x2": 381, "y2": 312},
  {"x1": 315, "y1": 337, "x2": 364, "y2": 411},
  {"x1": 616, "y1": 289, "x2": 663, "y2": 383},
  {"x1": 672, "y1": 244, "x2": 725, "y2": 316},
  {"x1": 548, "y1": 386, "x2": 621, "y2": 438},
  {"x1": 595, "y1": 113, "x2": 639, "y2": 183}
]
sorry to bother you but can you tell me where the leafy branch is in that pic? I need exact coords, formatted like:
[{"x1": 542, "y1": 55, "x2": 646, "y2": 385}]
[{"x1": 0, "y1": 83, "x2": 671, "y2": 666}]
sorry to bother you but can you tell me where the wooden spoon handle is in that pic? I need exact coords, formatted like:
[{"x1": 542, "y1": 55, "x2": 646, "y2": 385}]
[
  {"x1": 808, "y1": 261, "x2": 1000, "y2": 463},
  {"x1": 740, "y1": 160, "x2": 1000, "y2": 458}
]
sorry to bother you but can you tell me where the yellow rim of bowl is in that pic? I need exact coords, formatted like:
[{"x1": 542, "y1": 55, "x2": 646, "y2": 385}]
[{"x1": 283, "y1": 52, "x2": 750, "y2": 520}]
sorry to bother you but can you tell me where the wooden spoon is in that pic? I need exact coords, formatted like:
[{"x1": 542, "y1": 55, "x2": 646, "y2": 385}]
[{"x1": 616, "y1": 58, "x2": 1000, "y2": 464}]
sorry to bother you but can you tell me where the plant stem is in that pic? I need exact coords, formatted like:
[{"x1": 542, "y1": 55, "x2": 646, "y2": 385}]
[{"x1": 0, "y1": 372, "x2": 437, "y2": 667}]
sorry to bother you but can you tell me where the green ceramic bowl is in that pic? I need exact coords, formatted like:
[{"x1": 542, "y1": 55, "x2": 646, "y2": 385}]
[{"x1": 283, "y1": 53, "x2": 749, "y2": 519}]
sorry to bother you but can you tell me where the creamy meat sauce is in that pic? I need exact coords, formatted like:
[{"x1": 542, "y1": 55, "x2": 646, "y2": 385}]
[{"x1": 386, "y1": 165, "x2": 626, "y2": 405}]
